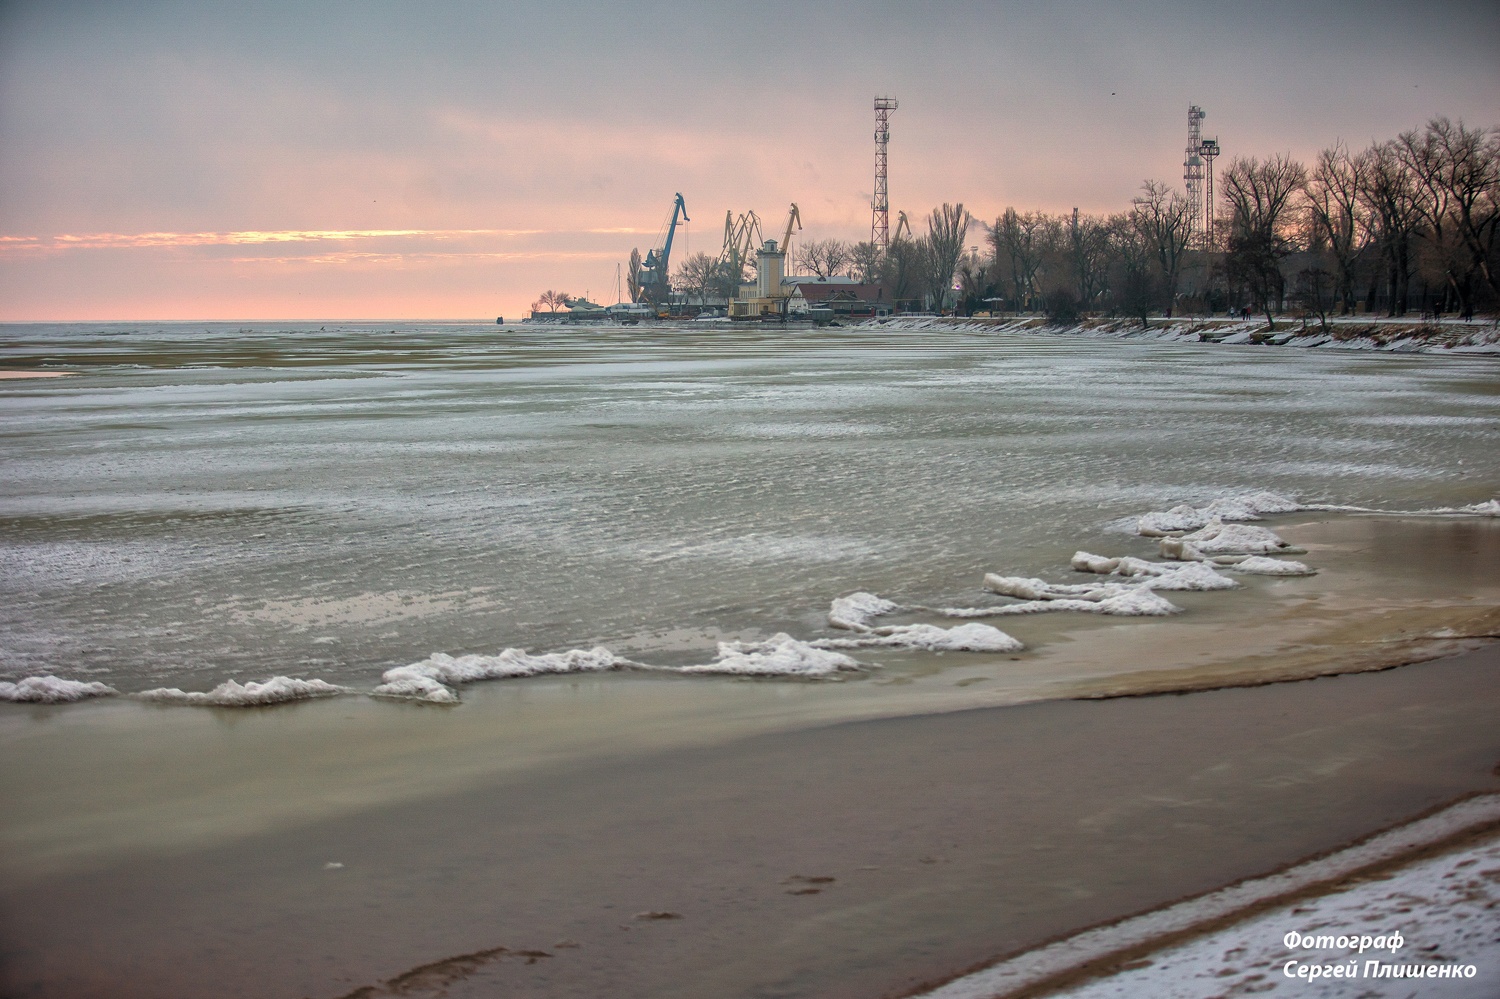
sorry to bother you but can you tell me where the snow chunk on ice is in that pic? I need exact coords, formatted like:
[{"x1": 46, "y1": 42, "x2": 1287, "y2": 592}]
[
  {"x1": 0, "y1": 675, "x2": 117, "y2": 703},
  {"x1": 397, "y1": 647, "x2": 621, "y2": 684},
  {"x1": 983, "y1": 574, "x2": 1135, "y2": 602},
  {"x1": 946, "y1": 587, "x2": 1181, "y2": 618},
  {"x1": 1175, "y1": 518, "x2": 1296, "y2": 554},
  {"x1": 136, "y1": 676, "x2": 344, "y2": 707},
  {"x1": 1133, "y1": 561, "x2": 1239, "y2": 591},
  {"x1": 370, "y1": 668, "x2": 460, "y2": 703},
  {"x1": 1222, "y1": 555, "x2": 1317, "y2": 575},
  {"x1": 829, "y1": 591, "x2": 899, "y2": 631},
  {"x1": 1136, "y1": 491, "x2": 1302, "y2": 535},
  {"x1": 1070, "y1": 552, "x2": 1238, "y2": 590},
  {"x1": 1089, "y1": 588, "x2": 1182, "y2": 615},
  {"x1": 1071, "y1": 551, "x2": 1121, "y2": 573},
  {"x1": 374, "y1": 646, "x2": 624, "y2": 701},
  {"x1": 675, "y1": 634, "x2": 861, "y2": 677},
  {"x1": 1136, "y1": 504, "x2": 1209, "y2": 537},
  {"x1": 818, "y1": 622, "x2": 1024, "y2": 653}
]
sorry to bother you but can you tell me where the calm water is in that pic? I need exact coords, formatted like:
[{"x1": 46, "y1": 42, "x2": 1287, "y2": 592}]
[{"x1": 2, "y1": 321, "x2": 1497, "y2": 695}]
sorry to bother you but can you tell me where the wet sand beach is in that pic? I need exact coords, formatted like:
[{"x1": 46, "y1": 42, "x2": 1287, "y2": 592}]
[{"x1": 2, "y1": 640, "x2": 1497, "y2": 999}]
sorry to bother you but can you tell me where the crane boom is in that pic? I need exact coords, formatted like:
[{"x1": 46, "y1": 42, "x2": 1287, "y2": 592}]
[
  {"x1": 637, "y1": 192, "x2": 690, "y2": 305},
  {"x1": 781, "y1": 203, "x2": 802, "y2": 258},
  {"x1": 658, "y1": 192, "x2": 689, "y2": 282},
  {"x1": 718, "y1": 210, "x2": 762, "y2": 290},
  {"x1": 890, "y1": 210, "x2": 911, "y2": 245}
]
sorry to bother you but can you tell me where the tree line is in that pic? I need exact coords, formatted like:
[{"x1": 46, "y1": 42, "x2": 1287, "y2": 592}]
[{"x1": 658, "y1": 116, "x2": 1498, "y2": 323}]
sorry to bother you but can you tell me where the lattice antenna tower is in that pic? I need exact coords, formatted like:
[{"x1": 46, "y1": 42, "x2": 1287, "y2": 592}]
[
  {"x1": 872, "y1": 96, "x2": 898, "y2": 253},
  {"x1": 1183, "y1": 105, "x2": 1206, "y2": 243},
  {"x1": 1199, "y1": 136, "x2": 1221, "y2": 248}
]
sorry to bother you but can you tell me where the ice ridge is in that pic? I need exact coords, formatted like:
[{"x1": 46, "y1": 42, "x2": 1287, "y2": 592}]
[
  {"x1": 0, "y1": 675, "x2": 118, "y2": 703},
  {"x1": 375, "y1": 647, "x2": 625, "y2": 702},
  {"x1": 672, "y1": 634, "x2": 862, "y2": 677},
  {"x1": 136, "y1": 676, "x2": 345, "y2": 706}
]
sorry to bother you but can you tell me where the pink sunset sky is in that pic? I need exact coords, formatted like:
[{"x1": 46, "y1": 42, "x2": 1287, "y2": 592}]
[{"x1": 1, "y1": 0, "x2": 1496, "y2": 322}]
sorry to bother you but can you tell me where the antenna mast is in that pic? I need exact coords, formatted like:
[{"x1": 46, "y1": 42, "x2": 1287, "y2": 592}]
[
  {"x1": 872, "y1": 96, "x2": 898, "y2": 253},
  {"x1": 1183, "y1": 105, "x2": 1206, "y2": 244}
]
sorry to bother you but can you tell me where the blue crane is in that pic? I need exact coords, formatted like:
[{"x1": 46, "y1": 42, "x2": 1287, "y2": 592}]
[{"x1": 636, "y1": 193, "x2": 689, "y2": 306}]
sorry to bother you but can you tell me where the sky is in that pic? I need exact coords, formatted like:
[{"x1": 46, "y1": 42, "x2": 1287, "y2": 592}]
[{"x1": 1, "y1": 0, "x2": 1496, "y2": 321}]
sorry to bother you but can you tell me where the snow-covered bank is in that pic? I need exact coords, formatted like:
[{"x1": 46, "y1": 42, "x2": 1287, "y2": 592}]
[
  {"x1": 912, "y1": 794, "x2": 1500, "y2": 999},
  {"x1": 860, "y1": 315, "x2": 1500, "y2": 355}
]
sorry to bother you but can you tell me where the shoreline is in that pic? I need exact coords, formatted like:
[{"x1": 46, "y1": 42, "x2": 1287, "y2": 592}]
[
  {"x1": 4, "y1": 642, "x2": 1499, "y2": 999},
  {"x1": 858, "y1": 315, "x2": 1500, "y2": 356}
]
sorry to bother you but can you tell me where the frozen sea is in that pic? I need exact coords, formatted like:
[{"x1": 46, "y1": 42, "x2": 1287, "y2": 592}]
[{"x1": 1, "y1": 320, "x2": 1497, "y2": 701}]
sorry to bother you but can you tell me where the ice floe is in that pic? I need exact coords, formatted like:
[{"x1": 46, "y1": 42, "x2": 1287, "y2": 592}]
[
  {"x1": 828, "y1": 591, "x2": 899, "y2": 630},
  {"x1": 672, "y1": 634, "x2": 861, "y2": 677},
  {"x1": 1136, "y1": 491, "x2": 1302, "y2": 536},
  {"x1": 1068, "y1": 552, "x2": 1239, "y2": 589},
  {"x1": 816, "y1": 622, "x2": 1024, "y2": 653},
  {"x1": 1170, "y1": 518, "x2": 1303, "y2": 555},
  {"x1": 11, "y1": 486, "x2": 1490, "y2": 711},
  {"x1": 950, "y1": 577, "x2": 1183, "y2": 617},
  {"x1": 136, "y1": 676, "x2": 345, "y2": 706},
  {"x1": 374, "y1": 647, "x2": 624, "y2": 702},
  {"x1": 0, "y1": 675, "x2": 117, "y2": 703}
]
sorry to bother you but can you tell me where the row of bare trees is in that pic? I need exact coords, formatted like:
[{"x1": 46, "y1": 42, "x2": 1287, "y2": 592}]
[{"x1": 983, "y1": 117, "x2": 1500, "y2": 323}]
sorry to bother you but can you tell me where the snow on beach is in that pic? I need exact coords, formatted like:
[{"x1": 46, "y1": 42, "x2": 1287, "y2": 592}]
[
  {"x1": 1047, "y1": 832, "x2": 1500, "y2": 998},
  {"x1": 914, "y1": 794, "x2": 1500, "y2": 999}
]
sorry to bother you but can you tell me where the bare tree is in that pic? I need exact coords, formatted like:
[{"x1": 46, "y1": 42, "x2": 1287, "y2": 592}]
[
  {"x1": 1358, "y1": 141, "x2": 1421, "y2": 316},
  {"x1": 672, "y1": 251, "x2": 719, "y2": 307},
  {"x1": 1303, "y1": 142, "x2": 1367, "y2": 315},
  {"x1": 1221, "y1": 154, "x2": 1308, "y2": 325},
  {"x1": 534, "y1": 290, "x2": 570, "y2": 313},
  {"x1": 1130, "y1": 181, "x2": 1194, "y2": 317},
  {"x1": 1108, "y1": 212, "x2": 1157, "y2": 328},
  {"x1": 922, "y1": 203, "x2": 970, "y2": 311},
  {"x1": 954, "y1": 248, "x2": 988, "y2": 315},
  {"x1": 880, "y1": 237, "x2": 926, "y2": 310},
  {"x1": 795, "y1": 239, "x2": 852, "y2": 279},
  {"x1": 627, "y1": 248, "x2": 643, "y2": 304},
  {"x1": 849, "y1": 241, "x2": 883, "y2": 284},
  {"x1": 1068, "y1": 211, "x2": 1114, "y2": 311},
  {"x1": 1399, "y1": 118, "x2": 1500, "y2": 316},
  {"x1": 990, "y1": 208, "x2": 1050, "y2": 310}
]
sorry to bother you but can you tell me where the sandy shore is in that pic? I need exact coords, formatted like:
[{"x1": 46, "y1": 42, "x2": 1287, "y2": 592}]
[{"x1": 2, "y1": 641, "x2": 1498, "y2": 999}]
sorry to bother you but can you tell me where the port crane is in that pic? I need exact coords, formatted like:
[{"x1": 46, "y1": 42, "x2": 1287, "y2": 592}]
[
  {"x1": 779, "y1": 203, "x2": 802, "y2": 259},
  {"x1": 718, "y1": 210, "x2": 763, "y2": 293},
  {"x1": 889, "y1": 211, "x2": 911, "y2": 246},
  {"x1": 636, "y1": 193, "x2": 689, "y2": 305}
]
